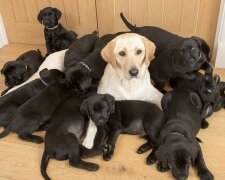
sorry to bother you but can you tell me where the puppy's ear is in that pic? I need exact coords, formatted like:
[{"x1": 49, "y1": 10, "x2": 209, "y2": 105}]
[
  {"x1": 155, "y1": 145, "x2": 168, "y2": 165},
  {"x1": 39, "y1": 68, "x2": 49, "y2": 78},
  {"x1": 53, "y1": 8, "x2": 62, "y2": 21},
  {"x1": 1, "y1": 64, "x2": 7, "y2": 74},
  {"x1": 37, "y1": 10, "x2": 43, "y2": 24},
  {"x1": 101, "y1": 40, "x2": 116, "y2": 67},
  {"x1": 80, "y1": 99, "x2": 88, "y2": 115},
  {"x1": 191, "y1": 36, "x2": 210, "y2": 55},
  {"x1": 189, "y1": 91, "x2": 202, "y2": 110},
  {"x1": 103, "y1": 94, "x2": 115, "y2": 113},
  {"x1": 161, "y1": 92, "x2": 172, "y2": 111},
  {"x1": 141, "y1": 36, "x2": 156, "y2": 64},
  {"x1": 213, "y1": 74, "x2": 220, "y2": 85}
]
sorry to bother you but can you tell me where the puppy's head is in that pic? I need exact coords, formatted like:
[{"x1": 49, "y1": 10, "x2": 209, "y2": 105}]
[
  {"x1": 177, "y1": 38, "x2": 206, "y2": 70},
  {"x1": 1, "y1": 61, "x2": 27, "y2": 87},
  {"x1": 66, "y1": 63, "x2": 92, "y2": 94},
  {"x1": 37, "y1": 7, "x2": 62, "y2": 28},
  {"x1": 199, "y1": 74, "x2": 221, "y2": 106},
  {"x1": 39, "y1": 68, "x2": 65, "y2": 85},
  {"x1": 156, "y1": 140, "x2": 198, "y2": 180},
  {"x1": 101, "y1": 33, "x2": 155, "y2": 80},
  {"x1": 80, "y1": 94, "x2": 115, "y2": 126}
]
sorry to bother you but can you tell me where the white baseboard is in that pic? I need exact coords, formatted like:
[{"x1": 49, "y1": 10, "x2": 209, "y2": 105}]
[
  {"x1": 0, "y1": 13, "x2": 8, "y2": 48},
  {"x1": 215, "y1": 42, "x2": 225, "y2": 68}
]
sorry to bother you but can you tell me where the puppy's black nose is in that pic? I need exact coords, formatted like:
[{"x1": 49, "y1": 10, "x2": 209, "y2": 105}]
[{"x1": 129, "y1": 68, "x2": 139, "y2": 77}]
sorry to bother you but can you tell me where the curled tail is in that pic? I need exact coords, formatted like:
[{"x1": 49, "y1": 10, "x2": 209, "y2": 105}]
[
  {"x1": 120, "y1": 12, "x2": 136, "y2": 31},
  {"x1": 0, "y1": 125, "x2": 11, "y2": 138},
  {"x1": 41, "y1": 150, "x2": 51, "y2": 180}
]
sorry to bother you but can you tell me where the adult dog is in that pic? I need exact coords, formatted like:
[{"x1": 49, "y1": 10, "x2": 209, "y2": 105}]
[
  {"x1": 82, "y1": 33, "x2": 163, "y2": 149},
  {"x1": 171, "y1": 72, "x2": 221, "y2": 128},
  {"x1": 149, "y1": 38, "x2": 213, "y2": 93},
  {"x1": 1, "y1": 50, "x2": 44, "y2": 95},
  {"x1": 138, "y1": 90, "x2": 214, "y2": 180},
  {"x1": 0, "y1": 69, "x2": 64, "y2": 134},
  {"x1": 37, "y1": 7, "x2": 77, "y2": 55},
  {"x1": 120, "y1": 12, "x2": 210, "y2": 60},
  {"x1": 41, "y1": 94, "x2": 110, "y2": 180},
  {"x1": 3, "y1": 49, "x2": 67, "y2": 95}
]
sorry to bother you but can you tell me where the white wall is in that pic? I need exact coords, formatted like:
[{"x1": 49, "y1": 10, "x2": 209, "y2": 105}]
[
  {"x1": 0, "y1": 13, "x2": 8, "y2": 48},
  {"x1": 213, "y1": 0, "x2": 225, "y2": 68}
]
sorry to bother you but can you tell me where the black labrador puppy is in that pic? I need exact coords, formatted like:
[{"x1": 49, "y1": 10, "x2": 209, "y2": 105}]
[
  {"x1": 66, "y1": 32, "x2": 125, "y2": 95},
  {"x1": 0, "y1": 82, "x2": 72, "y2": 143},
  {"x1": 171, "y1": 72, "x2": 221, "y2": 128},
  {"x1": 83, "y1": 96, "x2": 165, "y2": 161},
  {"x1": 149, "y1": 38, "x2": 213, "y2": 93},
  {"x1": 37, "y1": 7, "x2": 77, "y2": 55},
  {"x1": 138, "y1": 90, "x2": 214, "y2": 180},
  {"x1": 120, "y1": 12, "x2": 210, "y2": 60},
  {"x1": 1, "y1": 49, "x2": 44, "y2": 94},
  {"x1": 215, "y1": 81, "x2": 225, "y2": 110},
  {"x1": 0, "y1": 69, "x2": 64, "y2": 132},
  {"x1": 41, "y1": 94, "x2": 108, "y2": 180},
  {"x1": 64, "y1": 31, "x2": 98, "y2": 70}
]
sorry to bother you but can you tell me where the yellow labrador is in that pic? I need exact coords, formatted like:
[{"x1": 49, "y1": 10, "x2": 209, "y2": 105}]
[{"x1": 82, "y1": 33, "x2": 163, "y2": 149}]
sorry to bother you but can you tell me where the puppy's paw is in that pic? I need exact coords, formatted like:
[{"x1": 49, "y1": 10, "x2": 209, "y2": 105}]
[
  {"x1": 157, "y1": 162, "x2": 170, "y2": 172},
  {"x1": 103, "y1": 144, "x2": 114, "y2": 161},
  {"x1": 86, "y1": 163, "x2": 100, "y2": 171},
  {"x1": 201, "y1": 120, "x2": 209, "y2": 129},
  {"x1": 146, "y1": 154, "x2": 157, "y2": 165},
  {"x1": 199, "y1": 170, "x2": 214, "y2": 180},
  {"x1": 82, "y1": 137, "x2": 94, "y2": 149},
  {"x1": 137, "y1": 142, "x2": 152, "y2": 154}
]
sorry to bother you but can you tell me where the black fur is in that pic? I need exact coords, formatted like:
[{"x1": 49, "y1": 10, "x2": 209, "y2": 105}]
[
  {"x1": 170, "y1": 72, "x2": 221, "y2": 128},
  {"x1": 139, "y1": 90, "x2": 214, "y2": 180},
  {"x1": 41, "y1": 94, "x2": 107, "y2": 180},
  {"x1": 0, "y1": 69, "x2": 64, "y2": 133},
  {"x1": 1, "y1": 50, "x2": 44, "y2": 93},
  {"x1": 0, "y1": 81, "x2": 72, "y2": 143},
  {"x1": 37, "y1": 7, "x2": 77, "y2": 55}
]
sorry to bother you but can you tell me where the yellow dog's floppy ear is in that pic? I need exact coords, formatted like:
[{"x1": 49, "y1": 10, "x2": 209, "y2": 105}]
[
  {"x1": 141, "y1": 36, "x2": 156, "y2": 64},
  {"x1": 101, "y1": 40, "x2": 116, "y2": 68}
]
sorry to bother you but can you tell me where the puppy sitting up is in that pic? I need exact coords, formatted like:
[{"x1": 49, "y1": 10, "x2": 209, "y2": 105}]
[
  {"x1": 41, "y1": 94, "x2": 110, "y2": 180},
  {"x1": 0, "y1": 69, "x2": 64, "y2": 133},
  {"x1": 1, "y1": 49, "x2": 44, "y2": 95},
  {"x1": 138, "y1": 90, "x2": 214, "y2": 180},
  {"x1": 0, "y1": 81, "x2": 71, "y2": 143},
  {"x1": 37, "y1": 7, "x2": 77, "y2": 55},
  {"x1": 83, "y1": 95, "x2": 165, "y2": 161}
]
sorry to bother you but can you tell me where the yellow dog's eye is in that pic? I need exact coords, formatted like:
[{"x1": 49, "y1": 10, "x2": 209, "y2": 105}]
[
  {"x1": 136, "y1": 49, "x2": 142, "y2": 55},
  {"x1": 119, "y1": 51, "x2": 126, "y2": 57}
]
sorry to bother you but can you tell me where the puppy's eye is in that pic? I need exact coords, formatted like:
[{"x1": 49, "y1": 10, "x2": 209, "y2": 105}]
[
  {"x1": 136, "y1": 49, "x2": 142, "y2": 55},
  {"x1": 119, "y1": 51, "x2": 126, "y2": 57}
]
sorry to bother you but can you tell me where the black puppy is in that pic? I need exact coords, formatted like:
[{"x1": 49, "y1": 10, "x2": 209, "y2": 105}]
[
  {"x1": 0, "y1": 69, "x2": 64, "y2": 132},
  {"x1": 171, "y1": 72, "x2": 221, "y2": 128},
  {"x1": 215, "y1": 81, "x2": 225, "y2": 110},
  {"x1": 66, "y1": 32, "x2": 124, "y2": 95},
  {"x1": 84, "y1": 96, "x2": 165, "y2": 161},
  {"x1": 0, "y1": 82, "x2": 72, "y2": 143},
  {"x1": 138, "y1": 90, "x2": 214, "y2": 180},
  {"x1": 41, "y1": 94, "x2": 108, "y2": 180},
  {"x1": 149, "y1": 38, "x2": 213, "y2": 93},
  {"x1": 120, "y1": 12, "x2": 210, "y2": 60},
  {"x1": 37, "y1": 7, "x2": 77, "y2": 55},
  {"x1": 64, "y1": 31, "x2": 98, "y2": 70},
  {"x1": 1, "y1": 49, "x2": 44, "y2": 94}
]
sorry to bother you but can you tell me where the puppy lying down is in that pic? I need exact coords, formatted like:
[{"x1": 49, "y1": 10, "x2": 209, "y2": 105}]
[
  {"x1": 3, "y1": 49, "x2": 67, "y2": 95},
  {"x1": 83, "y1": 33, "x2": 163, "y2": 149},
  {"x1": 0, "y1": 69, "x2": 64, "y2": 134},
  {"x1": 138, "y1": 90, "x2": 214, "y2": 180},
  {"x1": 41, "y1": 94, "x2": 108, "y2": 180}
]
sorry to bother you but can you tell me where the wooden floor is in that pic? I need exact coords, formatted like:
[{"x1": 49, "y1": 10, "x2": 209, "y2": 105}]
[{"x1": 0, "y1": 44, "x2": 225, "y2": 180}]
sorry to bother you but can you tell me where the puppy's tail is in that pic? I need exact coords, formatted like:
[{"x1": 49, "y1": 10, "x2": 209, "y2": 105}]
[
  {"x1": 41, "y1": 150, "x2": 51, "y2": 180},
  {"x1": 120, "y1": 12, "x2": 136, "y2": 31},
  {"x1": 0, "y1": 125, "x2": 11, "y2": 138},
  {"x1": 80, "y1": 144, "x2": 104, "y2": 159}
]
